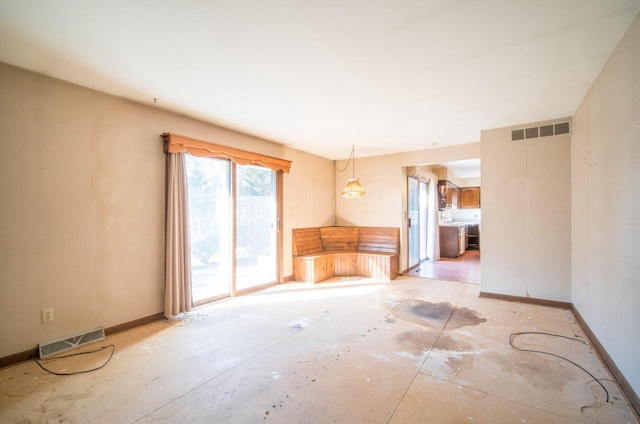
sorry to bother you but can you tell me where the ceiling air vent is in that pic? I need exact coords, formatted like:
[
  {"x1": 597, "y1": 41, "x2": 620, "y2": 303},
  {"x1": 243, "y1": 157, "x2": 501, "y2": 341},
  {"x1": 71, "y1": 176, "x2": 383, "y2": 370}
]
[
  {"x1": 511, "y1": 121, "x2": 571, "y2": 141},
  {"x1": 555, "y1": 122, "x2": 570, "y2": 135},
  {"x1": 511, "y1": 129, "x2": 525, "y2": 141},
  {"x1": 539, "y1": 124, "x2": 554, "y2": 137}
]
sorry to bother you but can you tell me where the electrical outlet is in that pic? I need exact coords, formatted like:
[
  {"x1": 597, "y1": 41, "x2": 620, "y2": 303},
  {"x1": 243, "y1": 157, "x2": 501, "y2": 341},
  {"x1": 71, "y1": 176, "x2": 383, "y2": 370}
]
[{"x1": 41, "y1": 308, "x2": 53, "y2": 323}]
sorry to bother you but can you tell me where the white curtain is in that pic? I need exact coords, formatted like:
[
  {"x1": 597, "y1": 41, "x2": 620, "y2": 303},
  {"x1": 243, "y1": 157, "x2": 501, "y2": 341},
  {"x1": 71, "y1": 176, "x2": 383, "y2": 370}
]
[
  {"x1": 164, "y1": 152, "x2": 192, "y2": 318},
  {"x1": 427, "y1": 179, "x2": 441, "y2": 261}
]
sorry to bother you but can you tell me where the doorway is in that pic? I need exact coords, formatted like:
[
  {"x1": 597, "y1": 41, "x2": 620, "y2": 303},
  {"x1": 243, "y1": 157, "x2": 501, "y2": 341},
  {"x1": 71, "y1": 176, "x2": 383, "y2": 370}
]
[{"x1": 407, "y1": 159, "x2": 482, "y2": 284}]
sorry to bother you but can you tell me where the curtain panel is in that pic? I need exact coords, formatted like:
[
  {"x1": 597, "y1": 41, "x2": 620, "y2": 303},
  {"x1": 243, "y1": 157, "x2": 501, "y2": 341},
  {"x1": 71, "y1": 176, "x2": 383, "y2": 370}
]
[
  {"x1": 164, "y1": 152, "x2": 192, "y2": 318},
  {"x1": 428, "y1": 179, "x2": 441, "y2": 261}
]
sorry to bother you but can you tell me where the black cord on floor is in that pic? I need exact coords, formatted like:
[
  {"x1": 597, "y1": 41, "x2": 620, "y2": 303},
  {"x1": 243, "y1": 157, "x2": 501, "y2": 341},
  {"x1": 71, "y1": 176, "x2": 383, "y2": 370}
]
[
  {"x1": 31, "y1": 344, "x2": 115, "y2": 376},
  {"x1": 509, "y1": 331, "x2": 609, "y2": 403}
]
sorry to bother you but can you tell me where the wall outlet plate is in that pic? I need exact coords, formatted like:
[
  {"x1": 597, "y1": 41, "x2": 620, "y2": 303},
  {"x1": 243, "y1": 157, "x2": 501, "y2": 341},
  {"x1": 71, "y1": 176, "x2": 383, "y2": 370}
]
[{"x1": 41, "y1": 308, "x2": 53, "y2": 323}]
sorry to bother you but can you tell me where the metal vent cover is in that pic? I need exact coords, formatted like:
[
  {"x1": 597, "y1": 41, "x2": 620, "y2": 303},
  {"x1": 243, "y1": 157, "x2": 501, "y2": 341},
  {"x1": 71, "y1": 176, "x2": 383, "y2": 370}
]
[
  {"x1": 511, "y1": 121, "x2": 571, "y2": 141},
  {"x1": 39, "y1": 327, "x2": 105, "y2": 358}
]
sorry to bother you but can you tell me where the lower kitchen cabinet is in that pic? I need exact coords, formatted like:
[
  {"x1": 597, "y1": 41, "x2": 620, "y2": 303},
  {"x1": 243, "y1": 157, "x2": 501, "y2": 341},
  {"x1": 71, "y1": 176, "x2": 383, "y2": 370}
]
[{"x1": 440, "y1": 225, "x2": 465, "y2": 258}]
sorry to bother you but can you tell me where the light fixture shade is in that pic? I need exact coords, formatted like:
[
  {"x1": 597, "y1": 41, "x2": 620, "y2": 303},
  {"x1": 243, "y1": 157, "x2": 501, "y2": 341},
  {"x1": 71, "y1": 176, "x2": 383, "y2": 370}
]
[{"x1": 342, "y1": 177, "x2": 366, "y2": 198}]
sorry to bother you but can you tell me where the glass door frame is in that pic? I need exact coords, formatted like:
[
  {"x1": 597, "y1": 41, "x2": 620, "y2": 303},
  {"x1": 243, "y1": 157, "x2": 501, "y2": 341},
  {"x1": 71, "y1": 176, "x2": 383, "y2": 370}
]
[
  {"x1": 419, "y1": 180, "x2": 428, "y2": 262},
  {"x1": 408, "y1": 175, "x2": 430, "y2": 271},
  {"x1": 232, "y1": 163, "x2": 282, "y2": 296},
  {"x1": 186, "y1": 155, "x2": 284, "y2": 304},
  {"x1": 408, "y1": 176, "x2": 420, "y2": 269}
]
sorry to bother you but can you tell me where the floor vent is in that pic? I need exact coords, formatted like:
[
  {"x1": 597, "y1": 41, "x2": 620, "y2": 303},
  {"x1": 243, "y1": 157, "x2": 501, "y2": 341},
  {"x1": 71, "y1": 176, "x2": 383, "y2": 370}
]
[
  {"x1": 511, "y1": 121, "x2": 571, "y2": 141},
  {"x1": 39, "y1": 327, "x2": 105, "y2": 359}
]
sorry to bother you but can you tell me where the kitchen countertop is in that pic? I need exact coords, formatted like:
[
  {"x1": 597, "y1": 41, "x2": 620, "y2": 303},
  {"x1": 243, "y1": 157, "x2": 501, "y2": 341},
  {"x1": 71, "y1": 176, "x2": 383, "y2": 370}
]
[{"x1": 439, "y1": 221, "x2": 480, "y2": 227}]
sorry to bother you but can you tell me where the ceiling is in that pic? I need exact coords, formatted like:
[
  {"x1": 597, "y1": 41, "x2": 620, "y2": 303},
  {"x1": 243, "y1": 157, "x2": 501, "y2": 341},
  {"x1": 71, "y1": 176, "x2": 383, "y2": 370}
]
[
  {"x1": 1, "y1": 1, "x2": 638, "y2": 160},
  {"x1": 440, "y1": 159, "x2": 481, "y2": 179}
]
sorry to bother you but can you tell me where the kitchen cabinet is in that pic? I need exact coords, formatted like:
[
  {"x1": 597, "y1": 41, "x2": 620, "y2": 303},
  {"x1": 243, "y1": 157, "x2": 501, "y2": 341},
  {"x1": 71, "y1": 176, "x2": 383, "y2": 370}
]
[
  {"x1": 440, "y1": 224, "x2": 466, "y2": 258},
  {"x1": 459, "y1": 187, "x2": 481, "y2": 208}
]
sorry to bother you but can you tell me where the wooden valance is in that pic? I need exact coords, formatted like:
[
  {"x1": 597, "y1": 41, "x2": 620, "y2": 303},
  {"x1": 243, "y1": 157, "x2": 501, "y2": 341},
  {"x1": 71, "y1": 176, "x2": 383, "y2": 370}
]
[{"x1": 162, "y1": 133, "x2": 291, "y2": 174}]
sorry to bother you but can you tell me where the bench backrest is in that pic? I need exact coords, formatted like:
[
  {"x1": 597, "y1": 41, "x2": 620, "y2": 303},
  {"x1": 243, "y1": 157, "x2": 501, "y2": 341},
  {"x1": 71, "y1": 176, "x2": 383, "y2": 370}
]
[
  {"x1": 292, "y1": 227, "x2": 324, "y2": 256},
  {"x1": 320, "y1": 227, "x2": 359, "y2": 251},
  {"x1": 358, "y1": 227, "x2": 400, "y2": 253},
  {"x1": 292, "y1": 226, "x2": 400, "y2": 255}
]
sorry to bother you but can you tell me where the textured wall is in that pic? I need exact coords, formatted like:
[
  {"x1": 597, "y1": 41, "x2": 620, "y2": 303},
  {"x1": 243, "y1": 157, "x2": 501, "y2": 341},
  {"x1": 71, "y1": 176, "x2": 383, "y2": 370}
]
[
  {"x1": 481, "y1": 120, "x2": 572, "y2": 302},
  {"x1": 0, "y1": 62, "x2": 334, "y2": 357},
  {"x1": 571, "y1": 13, "x2": 640, "y2": 396}
]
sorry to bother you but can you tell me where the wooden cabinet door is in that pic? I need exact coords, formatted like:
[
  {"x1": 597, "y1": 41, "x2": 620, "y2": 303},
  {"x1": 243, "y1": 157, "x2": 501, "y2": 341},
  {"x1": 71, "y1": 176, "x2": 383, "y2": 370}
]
[
  {"x1": 449, "y1": 186, "x2": 458, "y2": 208},
  {"x1": 459, "y1": 187, "x2": 481, "y2": 208},
  {"x1": 439, "y1": 226, "x2": 459, "y2": 258}
]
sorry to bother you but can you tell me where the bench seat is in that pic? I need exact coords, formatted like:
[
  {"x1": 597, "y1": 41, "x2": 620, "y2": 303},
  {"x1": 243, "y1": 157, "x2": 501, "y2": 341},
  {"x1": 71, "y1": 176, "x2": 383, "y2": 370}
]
[{"x1": 292, "y1": 227, "x2": 400, "y2": 283}]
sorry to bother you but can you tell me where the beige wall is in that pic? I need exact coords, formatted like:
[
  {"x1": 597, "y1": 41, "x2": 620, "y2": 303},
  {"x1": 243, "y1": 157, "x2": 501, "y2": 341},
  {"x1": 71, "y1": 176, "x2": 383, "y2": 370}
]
[
  {"x1": 335, "y1": 143, "x2": 481, "y2": 271},
  {"x1": 481, "y1": 120, "x2": 572, "y2": 302},
  {"x1": 0, "y1": 62, "x2": 334, "y2": 358},
  {"x1": 572, "y1": 13, "x2": 640, "y2": 395}
]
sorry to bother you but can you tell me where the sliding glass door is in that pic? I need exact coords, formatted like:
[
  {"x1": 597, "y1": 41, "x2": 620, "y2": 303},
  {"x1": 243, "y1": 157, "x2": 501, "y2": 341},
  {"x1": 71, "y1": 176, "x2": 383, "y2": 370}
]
[
  {"x1": 419, "y1": 180, "x2": 428, "y2": 262},
  {"x1": 185, "y1": 155, "x2": 232, "y2": 303},
  {"x1": 408, "y1": 176, "x2": 430, "y2": 269},
  {"x1": 408, "y1": 177, "x2": 420, "y2": 269},
  {"x1": 235, "y1": 164, "x2": 277, "y2": 291},
  {"x1": 185, "y1": 156, "x2": 279, "y2": 304}
]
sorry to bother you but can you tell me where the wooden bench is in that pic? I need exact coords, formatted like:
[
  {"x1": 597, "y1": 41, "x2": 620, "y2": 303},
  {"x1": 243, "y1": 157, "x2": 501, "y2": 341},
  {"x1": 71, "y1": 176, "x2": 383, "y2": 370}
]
[{"x1": 292, "y1": 226, "x2": 400, "y2": 283}]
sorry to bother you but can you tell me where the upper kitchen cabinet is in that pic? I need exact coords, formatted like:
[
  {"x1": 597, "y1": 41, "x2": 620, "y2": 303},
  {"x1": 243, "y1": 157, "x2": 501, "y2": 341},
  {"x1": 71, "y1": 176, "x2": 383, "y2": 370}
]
[{"x1": 459, "y1": 187, "x2": 481, "y2": 208}]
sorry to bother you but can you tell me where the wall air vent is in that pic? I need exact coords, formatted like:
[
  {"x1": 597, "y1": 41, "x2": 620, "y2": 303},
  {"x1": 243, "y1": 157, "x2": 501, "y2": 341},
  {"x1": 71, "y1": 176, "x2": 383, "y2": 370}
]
[
  {"x1": 39, "y1": 327, "x2": 105, "y2": 358},
  {"x1": 511, "y1": 121, "x2": 571, "y2": 141}
]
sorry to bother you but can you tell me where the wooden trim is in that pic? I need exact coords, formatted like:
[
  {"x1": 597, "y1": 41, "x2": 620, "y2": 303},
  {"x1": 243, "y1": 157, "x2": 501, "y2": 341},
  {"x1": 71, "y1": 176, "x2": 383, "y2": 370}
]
[
  {"x1": 163, "y1": 133, "x2": 291, "y2": 173},
  {"x1": 0, "y1": 312, "x2": 165, "y2": 369},
  {"x1": 572, "y1": 306, "x2": 640, "y2": 418},
  {"x1": 104, "y1": 312, "x2": 165, "y2": 336},
  {"x1": 479, "y1": 291, "x2": 572, "y2": 309},
  {"x1": 230, "y1": 161, "x2": 238, "y2": 297},
  {"x1": 0, "y1": 347, "x2": 39, "y2": 369},
  {"x1": 276, "y1": 171, "x2": 284, "y2": 283},
  {"x1": 283, "y1": 275, "x2": 295, "y2": 282}
]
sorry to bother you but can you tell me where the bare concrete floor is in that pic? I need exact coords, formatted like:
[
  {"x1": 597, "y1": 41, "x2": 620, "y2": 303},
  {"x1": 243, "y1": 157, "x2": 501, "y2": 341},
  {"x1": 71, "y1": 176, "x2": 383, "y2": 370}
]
[{"x1": 1, "y1": 276, "x2": 637, "y2": 423}]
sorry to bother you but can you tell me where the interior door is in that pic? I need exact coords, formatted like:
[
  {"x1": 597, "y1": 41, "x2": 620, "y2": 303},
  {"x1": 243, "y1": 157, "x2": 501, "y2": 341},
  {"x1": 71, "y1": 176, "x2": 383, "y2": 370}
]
[{"x1": 408, "y1": 176, "x2": 420, "y2": 269}]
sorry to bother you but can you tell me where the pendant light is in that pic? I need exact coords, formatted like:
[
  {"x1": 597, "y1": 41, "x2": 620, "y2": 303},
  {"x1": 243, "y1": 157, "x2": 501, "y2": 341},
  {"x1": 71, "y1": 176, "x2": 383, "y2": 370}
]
[{"x1": 341, "y1": 145, "x2": 366, "y2": 198}]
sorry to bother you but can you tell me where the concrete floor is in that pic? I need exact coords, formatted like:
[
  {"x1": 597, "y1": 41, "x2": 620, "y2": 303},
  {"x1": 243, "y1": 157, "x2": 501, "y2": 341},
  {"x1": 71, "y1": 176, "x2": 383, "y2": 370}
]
[{"x1": 0, "y1": 276, "x2": 637, "y2": 423}]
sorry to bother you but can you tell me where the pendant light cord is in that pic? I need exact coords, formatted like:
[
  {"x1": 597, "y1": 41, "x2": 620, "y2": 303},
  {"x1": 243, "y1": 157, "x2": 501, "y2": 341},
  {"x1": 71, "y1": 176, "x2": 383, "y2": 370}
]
[{"x1": 334, "y1": 145, "x2": 355, "y2": 173}]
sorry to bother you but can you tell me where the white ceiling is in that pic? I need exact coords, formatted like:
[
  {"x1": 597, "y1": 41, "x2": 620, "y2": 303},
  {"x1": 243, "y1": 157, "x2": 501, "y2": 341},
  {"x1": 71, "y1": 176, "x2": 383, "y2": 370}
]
[
  {"x1": 1, "y1": 1, "x2": 638, "y2": 160},
  {"x1": 440, "y1": 159, "x2": 482, "y2": 179}
]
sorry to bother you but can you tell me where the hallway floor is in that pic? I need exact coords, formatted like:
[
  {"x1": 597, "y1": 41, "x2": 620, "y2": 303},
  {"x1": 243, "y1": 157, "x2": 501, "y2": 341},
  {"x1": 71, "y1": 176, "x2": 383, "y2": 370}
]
[
  {"x1": 0, "y1": 276, "x2": 636, "y2": 423},
  {"x1": 410, "y1": 249, "x2": 481, "y2": 284}
]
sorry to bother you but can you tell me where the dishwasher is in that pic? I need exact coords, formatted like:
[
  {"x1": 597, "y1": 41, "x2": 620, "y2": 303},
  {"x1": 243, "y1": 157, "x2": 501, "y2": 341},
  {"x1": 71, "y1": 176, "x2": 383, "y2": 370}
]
[{"x1": 457, "y1": 225, "x2": 467, "y2": 256}]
